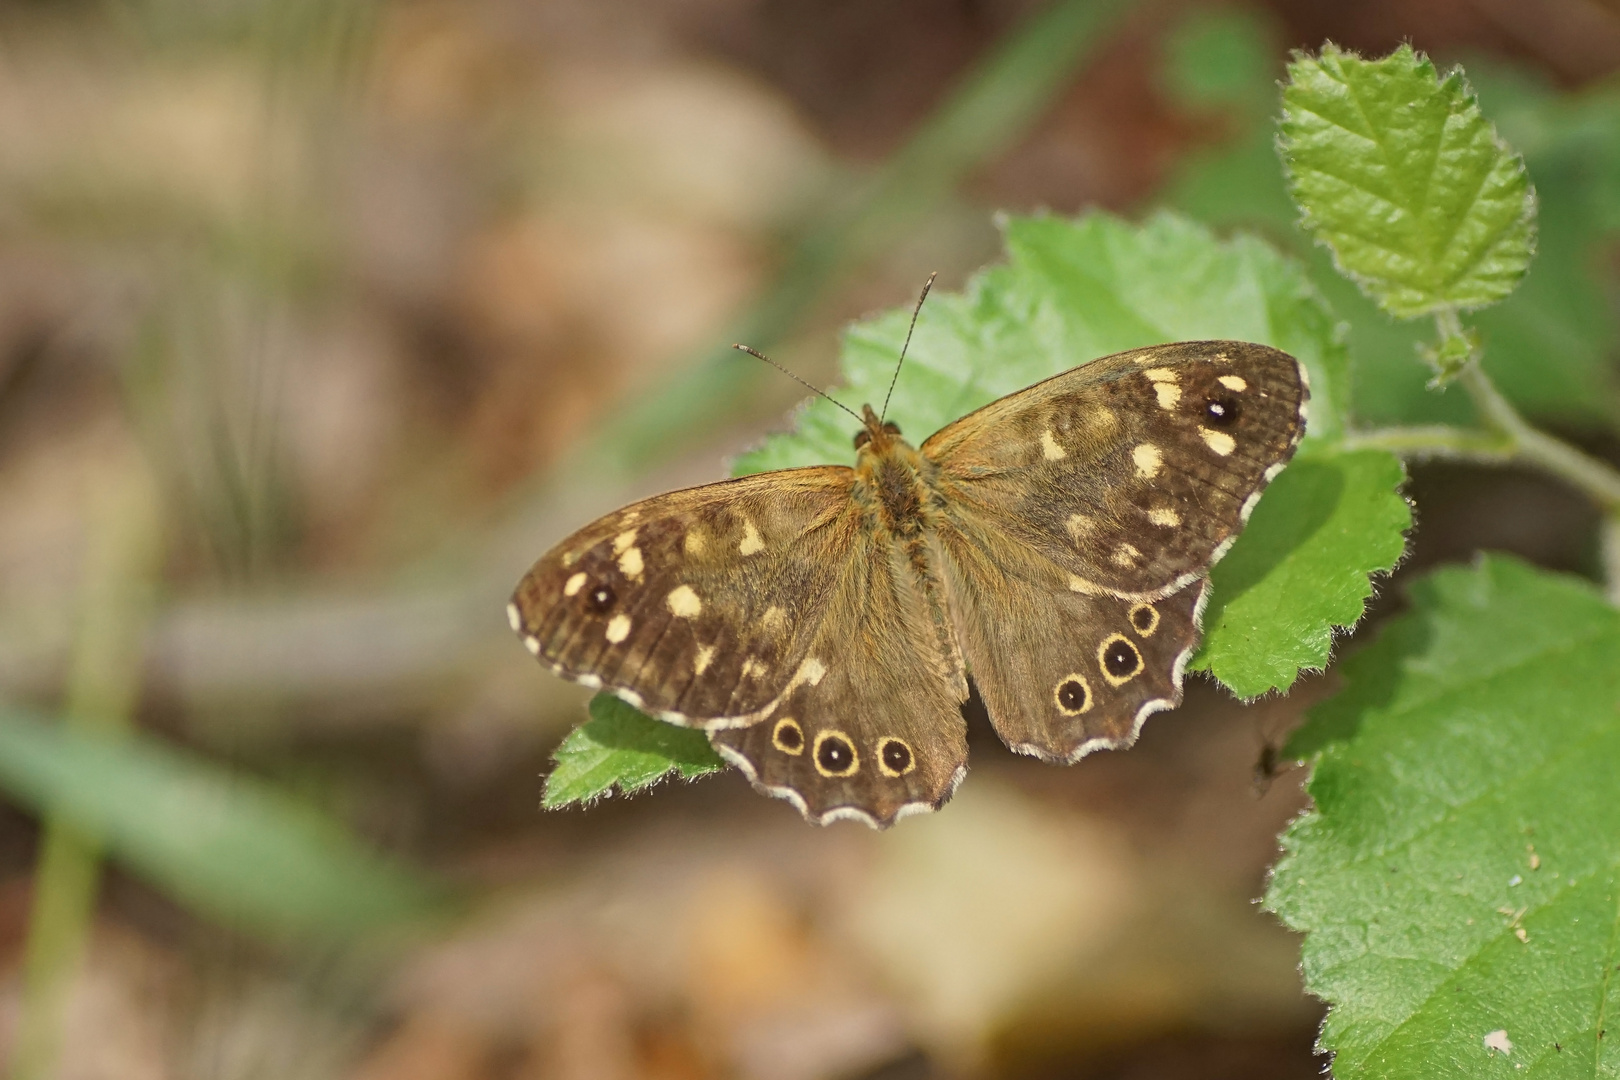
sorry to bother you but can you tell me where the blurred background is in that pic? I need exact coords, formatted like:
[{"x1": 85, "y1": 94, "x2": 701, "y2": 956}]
[{"x1": 0, "y1": 0, "x2": 1617, "y2": 1077}]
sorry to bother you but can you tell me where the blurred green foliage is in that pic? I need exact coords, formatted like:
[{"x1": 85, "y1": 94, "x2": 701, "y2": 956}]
[{"x1": 0, "y1": 708, "x2": 447, "y2": 941}]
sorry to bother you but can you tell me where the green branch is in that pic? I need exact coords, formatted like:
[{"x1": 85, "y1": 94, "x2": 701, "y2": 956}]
[
  {"x1": 1347, "y1": 311, "x2": 1620, "y2": 602},
  {"x1": 1348, "y1": 363, "x2": 1620, "y2": 511}
]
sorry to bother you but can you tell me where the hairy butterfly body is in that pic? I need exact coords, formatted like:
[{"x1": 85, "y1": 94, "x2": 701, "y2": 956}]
[{"x1": 511, "y1": 341, "x2": 1308, "y2": 826}]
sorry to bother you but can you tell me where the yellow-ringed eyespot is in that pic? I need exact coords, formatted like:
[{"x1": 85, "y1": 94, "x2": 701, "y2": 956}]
[
  {"x1": 812, "y1": 731, "x2": 859, "y2": 777},
  {"x1": 1098, "y1": 634, "x2": 1143, "y2": 685},
  {"x1": 1054, "y1": 675, "x2": 1092, "y2": 716},
  {"x1": 772, "y1": 718, "x2": 804, "y2": 755},
  {"x1": 877, "y1": 737, "x2": 916, "y2": 777}
]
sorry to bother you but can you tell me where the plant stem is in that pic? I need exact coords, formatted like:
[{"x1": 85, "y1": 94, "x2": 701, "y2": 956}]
[
  {"x1": 1351, "y1": 370, "x2": 1620, "y2": 514},
  {"x1": 11, "y1": 463, "x2": 163, "y2": 1080},
  {"x1": 1602, "y1": 513, "x2": 1620, "y2": 606},
  {"x1": 1341, "y1": 425, "x2": 1512, "y2": 463},
  {"x1": 1355, "y1": 317, "x2": 1620, "y2": 601},
  {"x1": 1453, "y1": 361, "x2": 1620, "y2": 511}
]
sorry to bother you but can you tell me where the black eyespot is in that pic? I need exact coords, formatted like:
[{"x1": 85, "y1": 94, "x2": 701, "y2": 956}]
[
  {"x1": 585, "y1": 583, "x2": 616, "y2": 613},
  {"x1": 816, "y1": 734, "x2": 855, "y2": 774},
  {"x1": 854, "y1": 429, "x2": 871, "y2": 449},
  {"x1": 773, "y1": 718, "x2": 804, "y2": 753},
  {"x1": 883, "y1": 421, "x2": 901, "y2": 435},
  {"x1": 1103, "y1": 637, "x2": 1142, "y2": 679},
  {"x1": 880, "y1": 738, "x2": 912, "y2": 774},
  {"x1": 1058, "y1": 678, "x2": 1088, "y2": 712},
  {"x1": 1205, "y1": 395, "x2": 1240, "y2": 426},
  {"x1": 1131, "y1": 605, "x2": 1157, "y2": 634}
]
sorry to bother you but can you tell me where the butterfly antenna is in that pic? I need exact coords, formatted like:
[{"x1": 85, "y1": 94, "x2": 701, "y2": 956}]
[
  {"x1": 732, "y1": 344, "x2": 863, "y2": 424},
  {"x1": 880, "y1": 271, "x2": 936, "y2": 423}
]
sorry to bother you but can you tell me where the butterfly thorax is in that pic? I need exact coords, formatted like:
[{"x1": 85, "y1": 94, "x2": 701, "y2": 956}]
[{"x1": 852, "y1": 405, "x2": 939, "y2": 541}]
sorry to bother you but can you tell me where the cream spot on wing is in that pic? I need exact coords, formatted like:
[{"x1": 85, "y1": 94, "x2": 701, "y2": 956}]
[
  {"x1": 792, "y1": 657, "x2": 827, "y2": 687},
  {"x1": 1147, "y1": 507, "x2": 1181, "y2": 528},
  {"x1": 617, "y1": 546, "x2": 644, "y2": 579},
  {"x1": 762, "y1": 606, "x2": 787, "y2": 632},
  {"x1": 561, "y1": 551, "x2": 578, "y2": 568},
  {"x1": 1089, "y1": 407, "x2": 1119, "y2": 435},
  {"x1": 524, "y1": 636, "x2": 541, "y2": 655},
  {"x1": 740, "y1": 657, "x2": 769, "y2": 679},
  {"x1": 1153, "y1": 381, "x2": 1181, "y2": 410},
  {"x1": 693, "y1": 645, "x2": 716, "y2": 675},
  {"x1": 683, "y1": 530, "x2": 706, "y2": 556},
  {"x1": 1201, "y1": 428, "x2": 1237, "y2": 456},
  {"x1": 1111, "y1": 542, "x2": 1142, "y2": 567},
  {"x1": 1142, "y1": 368, "x2": 1177, "y2": 382},
  {"x1": 1041, "y1": 429, "x2": 1066, "y2": 460},
  {"x1": 563, "y1": 572, "x2": 587, "y2": 597},
  {"x1": 507, "y1": 602, "x2": 523, "y2": 631},
  {"x1": 1068, "y1": 574, "x2": 1104, "y2": 595},
  {"x1": 1133, "y1": 443, "x2": 1163, "y2": 478},
  {"x1": 605, "y1": 614, "x2": 632, "y2": 643},
  {"x1": 1135, "y1": 352, "x2": 1160, "y2": 366},
  {"x1": 612, "y1": 529, "x2": 638, "y2": 555},
  {"x1": 666, "y1": 585, "x2": 701, "y2": 618},
  {"x1": 1218, "y1": 374, "x2": 1248, "y2": 391},
  {"x1": 739, "y1": 519, "x2": 764, "y2": 556},
  {"x1": 622, "y1": 509, "x2": 640, "y2": 524},
  {"x1": 1065, "y1": 513, "x2": 1094, "y2": 540}
]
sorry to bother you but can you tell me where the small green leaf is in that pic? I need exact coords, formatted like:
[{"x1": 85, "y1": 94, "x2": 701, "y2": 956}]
[
  {"x1": 1420, "y1": 323, "x2": 1481, "y2": 386},
  {"x1": 1269, "y1": 556, "x2": 1620, "y2": 1078},
  {"x1": 1190, "y1": 448, "x2": 1410, "y2": 697},
  {"x1": 1281, "y1": 43, "x2": 1537, "y2": 319},
  {"x1": 544, "y1": 695, "x2": 724, "y2": 809},
  {"x1": 0, "y1": 710, "x2": 445, "y2": 941}
]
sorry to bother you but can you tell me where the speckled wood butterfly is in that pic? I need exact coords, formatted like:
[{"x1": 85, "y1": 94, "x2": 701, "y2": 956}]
[{"x1": 510, "y1": 339, "x2": 1307, "y2": 826}]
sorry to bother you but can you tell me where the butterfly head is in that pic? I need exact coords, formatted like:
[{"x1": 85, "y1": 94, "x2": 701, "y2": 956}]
[{"x1": 854, "y1": 404, "x2": 904, "y2": 455}]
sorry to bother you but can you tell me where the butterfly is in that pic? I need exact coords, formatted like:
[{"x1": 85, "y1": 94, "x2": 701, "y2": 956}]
[{"x1": 510, "y1": 339, "x2": 1308, "y2": 827}]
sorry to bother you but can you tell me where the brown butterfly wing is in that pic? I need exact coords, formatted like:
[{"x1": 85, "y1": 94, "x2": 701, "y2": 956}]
[
  {"x1": 936, "y1": 509, "x2": 1208, "y2": 758},
  {"x1": 510, "y1": 468, "x2": 862, "y2": 725},
  {"x1": 921, "y1": 341, "x2": 1308, "y2": 598},
  {"x1": 709, "y1": 529, "x2": 969, "y2": 827},
  {"x1": 923, "y1": 340, "x2": 1305, "y2": 757}
]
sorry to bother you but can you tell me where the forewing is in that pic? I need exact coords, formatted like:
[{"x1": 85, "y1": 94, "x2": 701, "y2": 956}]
[
  {"x1": 710, "y1": 529, "x2": 968, "y2": 828},
  {"x1": 510, "y1": 468, "x2": 858, "y2": 725},
  {"x1": 921, "y1": 341, "x2": 1307, "y2": 597}
]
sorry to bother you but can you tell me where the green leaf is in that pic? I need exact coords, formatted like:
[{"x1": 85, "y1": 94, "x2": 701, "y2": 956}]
[
  {"x1": 1281, "y1": 43, "x2": 1537, "y2": 319},
  {"x1": 543, "y1": 694, "x2": 724, "y2": 809},
  {"x1": 1190, "y1": 448, "x2": 1410, "y2": 697},
  {"x1": 0, "y1": 709, "x2": 445, "y2": 942},
  {"x1": 1269, "y1": 556, "x2": 1620, "y2": 1078}
]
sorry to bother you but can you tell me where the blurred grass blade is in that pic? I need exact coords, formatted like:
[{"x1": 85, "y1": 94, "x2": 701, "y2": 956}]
[
  {"x1": 592, "y1": 0, "x2": 1136, "y2": 472},
  {"x1": 13, "y1": 465, "x2": 165, "y2": 1080},
  {"x1": 0, "y1": 708, "x2": 446, "y2": 943}
]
